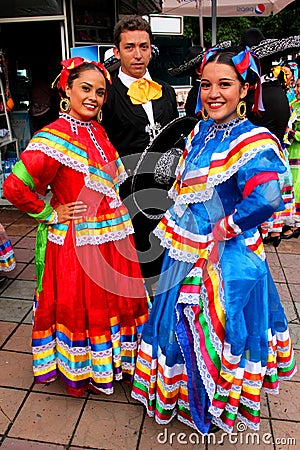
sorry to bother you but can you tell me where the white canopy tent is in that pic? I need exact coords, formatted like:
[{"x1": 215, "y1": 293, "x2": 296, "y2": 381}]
[{"x1": 162, "y1": 0, "x2": 296, "y2": 45}]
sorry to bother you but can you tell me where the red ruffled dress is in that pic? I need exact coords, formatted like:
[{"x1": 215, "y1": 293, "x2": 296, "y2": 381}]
[{"x1": 3, "y1": 113, "x2": 149, "y2": 396}]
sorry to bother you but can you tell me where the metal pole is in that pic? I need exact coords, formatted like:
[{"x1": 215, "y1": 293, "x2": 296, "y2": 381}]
[
  {"x1": 198, "y1": 0, "x2": 204, "y2": 47},
  {"x1": 211, "y1": 0, "x2": 217, "y2": 45}
]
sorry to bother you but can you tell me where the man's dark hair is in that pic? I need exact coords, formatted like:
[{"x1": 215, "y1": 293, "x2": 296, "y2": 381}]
[{"x1": 113, "y1": 15, "x2": 152, "y2": 49}]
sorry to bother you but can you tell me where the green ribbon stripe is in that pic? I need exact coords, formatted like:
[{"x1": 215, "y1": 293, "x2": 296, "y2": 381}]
[{"x1": 12, "y1": 160, "x2": 53, "y2": 293}]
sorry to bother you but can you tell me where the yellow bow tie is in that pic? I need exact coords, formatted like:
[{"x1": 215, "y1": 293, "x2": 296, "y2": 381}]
[{"x1": 127, "y1": 78, "x2": 162, "y2": 105}]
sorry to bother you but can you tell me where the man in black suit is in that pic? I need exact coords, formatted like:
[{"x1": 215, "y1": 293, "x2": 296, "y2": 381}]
[{"x1": 102, "y1": 15, "x2": 178, "y2": 294}]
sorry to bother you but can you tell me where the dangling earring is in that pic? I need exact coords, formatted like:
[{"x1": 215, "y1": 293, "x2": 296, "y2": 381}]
[
  {"x1": 201, "y1": 107, "x2": 209, "y2": 121},
  {"x1": 97, "y1": 109, "x2": 103, "y2": 123},
  {"x1": 60, "y1": 97, "x2": 71, "y2": 113},
  {"x1": 236, "y1": 100, "x2": 246, "y2": 120}
]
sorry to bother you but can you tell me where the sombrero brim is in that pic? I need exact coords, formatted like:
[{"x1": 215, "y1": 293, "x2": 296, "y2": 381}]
[
  {"x1": 168, "y1": 52, "x2": 205, "y2": 77},
  {"x1": 252, "y1": 35, "x2": 300, "y2": 59},
  {"x1": 168, "y1": 40, "x2": 232, "y2": 77},
  {"x1": 131, "y1": 116, "x2": 199, "y2": 219},
  {"x1": 103, "y1": 55, "x2": 121, "y2": 73}
]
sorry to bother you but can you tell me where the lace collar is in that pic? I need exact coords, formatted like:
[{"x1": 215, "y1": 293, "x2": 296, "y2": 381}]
[
  {"x1": 198, "y1": 117, "x2": 244, "y2": 153},
  {"x1": 59, "y1": 112, "x2": 94, "y2": 133},
  {"x1": 212, "y1": 117, "x2": 243, "y2": 132},
  {"x1": 59, "y1": 113, "x2": 107, "y2": 162}
]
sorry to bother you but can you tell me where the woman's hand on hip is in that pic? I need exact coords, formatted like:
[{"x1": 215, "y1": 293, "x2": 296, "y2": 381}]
[{"x1": 55, "y1": 201, "x2": 88, "y2": 222}]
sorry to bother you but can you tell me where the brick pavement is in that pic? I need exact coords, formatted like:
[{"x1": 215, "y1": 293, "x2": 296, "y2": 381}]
[{"x1": 0, "y1": 206, "x2": 299, "y2": 450}]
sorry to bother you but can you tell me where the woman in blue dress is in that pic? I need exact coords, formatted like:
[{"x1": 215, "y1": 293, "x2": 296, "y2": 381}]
[{"x1": 131, "y1": 46, "x2": 297, "y2": 434}]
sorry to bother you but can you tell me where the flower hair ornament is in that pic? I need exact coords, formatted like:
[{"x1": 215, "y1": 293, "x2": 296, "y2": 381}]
[
  {"x1": 195, "y1": 46, "x2": 264, "y2": 117},
  {"x1": 52, "y1": 57, "x2": 112, "y2": 93},
  {"x1": 231, "y1": 46, "x2": 264, "y2": 113}
]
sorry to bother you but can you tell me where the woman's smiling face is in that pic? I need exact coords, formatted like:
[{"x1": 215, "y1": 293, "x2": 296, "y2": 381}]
[
  {"x1": 200, "y1": 61, "x2": 249, "y2": 124},
  {"x1": 65, "y1": 68, "x2": 106, "y2": 121}
]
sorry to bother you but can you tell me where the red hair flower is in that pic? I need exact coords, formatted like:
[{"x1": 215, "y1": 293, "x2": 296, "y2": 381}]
[{"x1": 52, "y1": 57, "x2": 111, "y2": 92}]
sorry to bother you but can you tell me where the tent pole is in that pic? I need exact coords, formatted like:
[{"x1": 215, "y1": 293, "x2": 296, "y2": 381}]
[
  {"x1": 212, "y1": 0, "x2": 217, "y2": 45},
  {"x1": 198, "y1": 0, "x2": 204, "y2": 47}
]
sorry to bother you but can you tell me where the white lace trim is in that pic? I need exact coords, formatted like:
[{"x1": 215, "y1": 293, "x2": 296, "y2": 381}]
[
  {"x1": 172, "y1": 128, "x2": 280, "y2": 210},
  {"x1": 48, "y1": 232, "x2": 65, "y2": 246},
  {"x1": 131, "y1": 390, "x2": 154, "y2": 416},
  {"x1": 122, "y1": 341, "x2": 138, "y2": 351},
  {"x1": 263, "y1": 386, "x2": 279, "y2": 395},
  {"x1": 47, "y1": 226, "x2": 134, "y2": 247},
  {"x1": 153, "y1": 228, "x2": 207, "y2": 263},
  {"x1": 58, "y1": 359, "x2": 114, "y2": 378},
  {"x1": 180, "y1": 305, "x2": 216, "y2": 402},
  {"x1": 177, "y1": 415, "x2": 198, "y2": 433},
  {"x1": 57, "y1": 340, "x2": 92, "y2": 356},
  {"x1": 33, "y1": 361, "x2": 56, "y2": 373},
  {"x1": 27, "y1": 141, "x2": 123, "y2": 207},
  {"x1": 118, "y1": 170, "x2": 128, "y2": 186},
  {"x1": 1, "y1": 261, "x2": 16, "y2": 272},
  {"x1": 91, "y1": 386, "x2": 114, "y2": 395},
  {"x1": 237, "y1": 413, "x2": 260, "y2": 431},
  {"x1": 0, "y1": 248, "x2": 14, "y2": 260},
  {"x1": 84, "y1": 175, "x2": 122, "y2": 208},
  {"x1": 121, "y1": 362, "x2": 135, "y2": 370},
  {"x1": 76, "y1": 227, "x2": 134, "y2": 246},
  {"x1": 240, "y1": 395, "x2": 260, "y2": 411},
  {"x1": 27, "y1": 141, "x2": 88, "y2": 174},
  {"x1": 32, "y1": 340, "x2": 56, "y2": 353}
]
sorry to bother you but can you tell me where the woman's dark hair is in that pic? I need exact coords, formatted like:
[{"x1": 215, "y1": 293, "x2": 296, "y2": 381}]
[
  {"x1": 59, "y1": 63, "x2": 108, "y2": 102},
  {"x1": 66, "y1": 63, "x2": 105, "y2": 89},
  {"x1": 113, "y1": 15, "x2": 152, "y2": 49},
  {"x1": 203, "y1": 45, "x2": 259, "y2": 86}
]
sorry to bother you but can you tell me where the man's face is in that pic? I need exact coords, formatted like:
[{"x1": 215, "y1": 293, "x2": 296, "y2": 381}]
[{"x1": 114, "y1": 30, "x2": 152, "y2": 79}]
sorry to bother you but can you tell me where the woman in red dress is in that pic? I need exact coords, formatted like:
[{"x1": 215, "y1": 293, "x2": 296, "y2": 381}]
[{"x1": 3, "y1": 57, "x2": 149, "y2": 397}]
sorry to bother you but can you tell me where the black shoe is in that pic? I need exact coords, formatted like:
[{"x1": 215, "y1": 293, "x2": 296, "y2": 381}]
[
  {"x1": 0, "y1": 276, "x2": 7, "y2": 285},
  {"x1": 209, "y1": 423, "x2": 221, "y2": 433},
  {"x1": 293, "y1": 228, "x2": 300, "y2": 238},
  {"x1": 281, "y1": 226, "x2": 296, "y2": 240},
  {"x1": 263, "y1": 235, "x2": 281, "y2": 247},
  {"x1": 281, "y1": 227, "x2": 300, "y2": 240}
]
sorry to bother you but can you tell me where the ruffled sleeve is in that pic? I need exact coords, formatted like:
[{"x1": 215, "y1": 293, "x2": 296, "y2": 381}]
[{"x1": 3, "y1": 150, "x2": 60, "y2": 214}]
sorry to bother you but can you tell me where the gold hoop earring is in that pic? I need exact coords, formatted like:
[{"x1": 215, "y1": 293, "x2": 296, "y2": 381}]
[
  {"x1": 59, "y1": 97, "x2": 71, "y2": 113},
  {"x1": 237, "y1": 100, "x2": 246, "y2": 120},
  {"x1": 201, "y1": 107, "x2": 209, "y2": 121},
  {"x1": 97, "y1": 109, "x2": 103, "y2": 123}
]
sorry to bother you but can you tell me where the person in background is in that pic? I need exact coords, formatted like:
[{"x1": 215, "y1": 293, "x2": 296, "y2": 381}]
[
  {"x1": 0, "y1": 223, "x2": 16, "y2": 284},
  {"x1": 168, "y1": 45, "x2": 203, "y2": 118},
  {"x1": 242, "y1": 29, "x2": 297, "y2": 245},
  {"x1": 286, "y1": 77, "x2": 300, "y2": 233},
  {"x1": 3, "y1": 57, "x2": 149, "y2": 397},
  {"x1": 273, "y1": 61, "x2": 297, "y2": 104},
  {"x1": 240, "y1": 28, "x2": 290, "y2": 143},
  {"x1": 102, "y1": 15, "x2": 178, "y2": 295},
  {"x1": 131, "y1": 45, "x2": 296, "y2": 435}
]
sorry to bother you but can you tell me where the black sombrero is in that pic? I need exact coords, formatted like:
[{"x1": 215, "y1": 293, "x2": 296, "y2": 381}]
[
  {"x1": 168, "y1": 45, "x2": 204, "y2": 78},
  {"x1": 131, "y1": 116, "x2": 199, "y2": 219},
  {"x1": 168, "y1": 40, "x2": 232, "y2": 78},
  {"x1": 252, "y1": 35, "x2": 300, "y2": 59}
]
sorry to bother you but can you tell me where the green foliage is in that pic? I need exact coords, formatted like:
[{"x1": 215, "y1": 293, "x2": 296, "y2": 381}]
[{"x1": 183, "y1": 3, "x2": 300, "y2": 47}]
